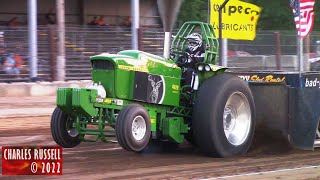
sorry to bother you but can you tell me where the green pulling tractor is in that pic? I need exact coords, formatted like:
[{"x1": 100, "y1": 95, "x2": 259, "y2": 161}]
[{"x1": 51, "y1": 21, "x2": 256, "y2": 157}]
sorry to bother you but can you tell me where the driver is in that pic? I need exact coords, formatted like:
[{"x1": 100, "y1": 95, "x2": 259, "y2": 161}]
[
  {"x1": 177, "y1": 33, "x2": 205, "y2": 88},
  {"x1": 181, "y1": 33, "x2": 205, "y2": 68}
]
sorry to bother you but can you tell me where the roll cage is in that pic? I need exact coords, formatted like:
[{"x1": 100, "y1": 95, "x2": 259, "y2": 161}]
[{"x1": 171, "y1": 21, "x2": 219, "y2": 65}]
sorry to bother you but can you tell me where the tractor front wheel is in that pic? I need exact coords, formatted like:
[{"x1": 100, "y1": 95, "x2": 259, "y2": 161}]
[
  {"x1": 116, "y1": 104, "x2": 151, "y2": 152},
  {"x1": 193, "y1": 73, "x2": 256, "y2": 157},
  {"x1": 51, "y1": 107, "x2": 81, "y2": 148}
]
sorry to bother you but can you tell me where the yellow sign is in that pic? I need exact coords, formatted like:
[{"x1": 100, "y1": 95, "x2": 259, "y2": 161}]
[{"x1": 210, "y1": 0, "x2": 262, "y2": 40}]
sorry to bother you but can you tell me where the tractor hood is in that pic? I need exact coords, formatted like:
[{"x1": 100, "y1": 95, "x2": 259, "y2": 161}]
[
  {"x1": 90, "y1": 50, "x2": 182, "y2": 106},
  {"x1": 90, "y1": 50, "x2": 181, "y2": 78}
]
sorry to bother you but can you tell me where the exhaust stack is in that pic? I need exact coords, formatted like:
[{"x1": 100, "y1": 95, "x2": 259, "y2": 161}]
[{"x1": 157, "y1": 0, "x2": 183, "y2": 59}]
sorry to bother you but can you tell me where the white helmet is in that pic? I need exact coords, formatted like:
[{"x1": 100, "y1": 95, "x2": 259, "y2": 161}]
[{"x1": 186, "y1": 33, "x2": 202, "y2": 52}]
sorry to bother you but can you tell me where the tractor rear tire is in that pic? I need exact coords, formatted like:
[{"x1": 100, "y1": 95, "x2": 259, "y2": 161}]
[
  {"x1": 116, "y1": 104, "x2": 151, "y2": 152},
  {"x1": 193, "y1": 73, "x2": 256, "y2": 157},
  {"x1": 51, "y1": 107, "x2": 81, "y2": 148}
]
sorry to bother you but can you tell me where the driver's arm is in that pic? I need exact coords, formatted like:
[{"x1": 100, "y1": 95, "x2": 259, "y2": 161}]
[
  {"x1": 192, "y1": 45, "x2": 205, "y2": 62},
  {"x1": 176, "y1": 54, "x2": 186, "y2": 68},
  {"x1": 192, "y1": 53, "x2": 205, "y2": 63}
]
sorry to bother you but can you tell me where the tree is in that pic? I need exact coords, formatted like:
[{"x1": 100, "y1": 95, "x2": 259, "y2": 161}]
[
  {"x1": 244, "y1": 0, "x2": 295, "y2": 30},
  {"x1": 176, "y1": 0, "x2": 208, "y2": 27},
  {"x1": 177, "y1": 0, "x2": 320, "y2": 31},
  {"x1": 246, "y1": 0, "x2": 320, "y2": 31}
]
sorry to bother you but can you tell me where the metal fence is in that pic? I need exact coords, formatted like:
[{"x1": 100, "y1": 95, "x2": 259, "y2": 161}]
[
  {"x1": 0, "y1": 25, "x2": 319, "y2": 83},
  {"x1": 229, "y1": 31, "x2": 320, "y2": 55},
  {"x1": 227, "y1": 31, "x2": 320, "y2": 71}
]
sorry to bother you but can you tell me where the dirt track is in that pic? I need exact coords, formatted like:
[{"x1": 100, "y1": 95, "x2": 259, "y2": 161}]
[{"x1": 1, "y1": 97, "x2": 320, "y2": 179}]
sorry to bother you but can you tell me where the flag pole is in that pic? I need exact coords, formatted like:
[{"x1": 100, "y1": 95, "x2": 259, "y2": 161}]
[
  {"x1": 207, "y1": 0, "x2": 210, "y2": 23},
  {"x1": 297, "y1": 0, "x2": 303, "y2": 74},
  {"x1": 298, "y1": 35, "x2": 303, "y2": 74},
  {"x1": 218, "y1": 0, "x2": 230, "y2": 66}
]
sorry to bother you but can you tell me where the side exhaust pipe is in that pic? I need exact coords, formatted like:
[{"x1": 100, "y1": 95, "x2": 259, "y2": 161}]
[
  {"x1": 157, "y1": 0, "x2": 183, "y2": 59},
  {"x1": 163, "y1": 32, "x2": 171, "y2": 59}
]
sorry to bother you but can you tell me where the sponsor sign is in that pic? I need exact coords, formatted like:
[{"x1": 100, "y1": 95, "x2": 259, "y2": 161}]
[
  {"x1": 2, "y1": 146, "x2": 62, "y2": 175},
  {"x1": 302, "y1": 74, "x2": 320, "y2": 88},
  {"x1": 210, "y1": 0, "x2": 262, "y2": 40},
  {"x1": 305, "y1": 77, "x2": 320, "y2": 88},
  {"x1": 238, "y1": 74, "x2": 286, "y2": 82}
]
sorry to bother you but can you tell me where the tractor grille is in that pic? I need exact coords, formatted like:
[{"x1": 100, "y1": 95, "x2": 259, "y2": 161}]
[{"x1": 92, "y1": 60, "x2": 114, "y2": 70}]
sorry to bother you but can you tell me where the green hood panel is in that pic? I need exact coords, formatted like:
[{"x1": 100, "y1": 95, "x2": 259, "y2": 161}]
[{"x1": 90, "y1": 50, "x2": 181, "y2": 78}]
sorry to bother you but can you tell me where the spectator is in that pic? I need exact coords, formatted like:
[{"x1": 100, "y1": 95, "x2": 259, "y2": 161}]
[
  {"x1": 96, "y1": 16, "x2": 107, "y2": 26},
  {"x1": 6, "y1": 17, "x2": 18, "y2": 27},
  {"x1": 0, "y1": 46, "x2": 6, "y2": 66},
  {"x1": 88, "y1": 16, "x2": 98, "y2": 25},
  {"x1": 45, "y1": 8, "x2": 55, "y2": 25},
  {"x1": 121, "y1": 16, "x2": 132, "y2": 27},
  {"x1": 13, "y1": 53, "x2": 24, "y2": 71},
  {"x1": 3, "y1": 53, "x2": 20, "y2": 76},
  {"x1": 0, "y1": 53, "x2": 6, "y2": 66}
]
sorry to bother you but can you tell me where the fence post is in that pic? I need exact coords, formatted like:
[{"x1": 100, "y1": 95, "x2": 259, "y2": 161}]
[
  {"x1": 48, "y1": 26, "x2": 56, "y2": 81},
  {"x1": 138, "y1": 27, "x2": 143, "y2": 51},
  {"x1": 56, "y1": 0, "x2": 66, "y2": 81},
  {"x1": 28, "y1": 0, "x2": 38, "y2": 81},
  {"x1": 275, "y1": 31, "x2": 281, "y2": 70}
]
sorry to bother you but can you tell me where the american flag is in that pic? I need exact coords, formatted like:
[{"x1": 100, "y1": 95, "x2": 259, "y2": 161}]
[{"x1": 290, "y1": 0, "x2": 315, "y2": 38}]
